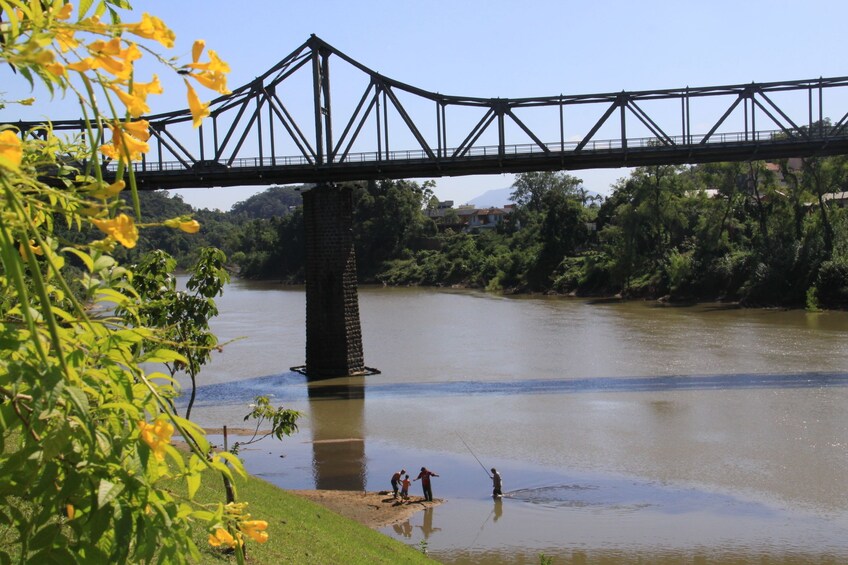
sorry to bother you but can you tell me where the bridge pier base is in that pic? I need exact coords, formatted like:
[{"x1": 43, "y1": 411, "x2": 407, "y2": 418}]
[{"x1": 301, "y1": 183, "x2": 367, "y2": 379}]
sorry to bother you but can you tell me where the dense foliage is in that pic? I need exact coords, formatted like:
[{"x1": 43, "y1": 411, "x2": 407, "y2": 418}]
[
  {"x1": 0, "y1": 3, "x2": 281, "y2": 563},
  {"x1": 211, "y1": 162, "x2": 848, "y2": 309}
]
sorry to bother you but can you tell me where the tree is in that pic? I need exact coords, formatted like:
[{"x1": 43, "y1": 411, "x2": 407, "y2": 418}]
[
  {"x1": 122, "y1": 248, "x2": 230, "y2": 420},
  {"x1": 509, "y1": 171, "x2": 583, "y2": 212},
  {"x1": 530, "y1": 189, "x2": 588, "y2": 288},
  {"x1": 353, "y1": 179, "x2": 433, "y2": 276}
]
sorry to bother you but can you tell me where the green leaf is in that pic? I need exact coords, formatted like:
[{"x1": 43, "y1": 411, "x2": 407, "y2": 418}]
[
  {"x1": 97, "y1": 479, "x2": 124, "y2": 508},
  {"x1": 112, "y1": 329, "x2": 146, "y2": 344},
  {"x1": 99, "y1": 401, "x2": 140, "y2": 418},
  {"x1": 95, "y1": 288, "x2": 131, "y2": 306},
  {"x1": 65, "y1": 386, "x2": 90, "y2": 414},
  {"x1": 29, "y1": 524, "x2": 60, "y2": 550},
  {"x1": 78, "y1": 0, "x2": 94, "y2": 17},
  {"x1": 172, "y1": 416, "x2": 208, "y2": 452},
  {"x1": 140, "y1": 348, "x2": 185, "y2": 364},
  {"x1": 92, "y1": 254, "x2": 116, "y2": 272},
  {"x1": 189, "y1": 509, "x2": 215, "y2": 522},
  {"x1": 216, "y1": 451, "x2": 246, "y2": 478},
  {"x1": 61, "y1": 246, "x2": 94, "y2": 272},
  {"x1": 176, "y1": 503, "x2": 193, "y2": 519},
  {"x1": 186, "y1": 472, "x2": 200, "y2": 499}
]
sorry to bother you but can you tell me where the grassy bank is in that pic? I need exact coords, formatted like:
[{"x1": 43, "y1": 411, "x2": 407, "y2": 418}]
[{"x1": 182, "y1": 471, "x2": 436, "y2": 564}]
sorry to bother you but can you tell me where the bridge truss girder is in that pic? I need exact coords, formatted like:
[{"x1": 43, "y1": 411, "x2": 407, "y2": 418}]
[{"x1": 10, "y1": 35, "x2": 848, "y2": 189}]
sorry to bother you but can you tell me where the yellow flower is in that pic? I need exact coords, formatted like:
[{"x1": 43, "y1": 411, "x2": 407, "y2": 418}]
[
  {"x1": 133, "y1": 75, "x2": 163, "y2": 98},
  {"x1": 92, "y1": 214, "x2": 138, "y2": 249},
  {"x1": 55, "y1": 28, "x2": 79, "y2": 52},
  {"x1": 19, "y1": 239, "x2": 43, "y2": 258},
  {"x1": 239, "y1": 520, "x2": 269, "y2": 544},
  {"x1": 125, "y1": 13, "x2": 175, "y2": 48},
  {"x1": 164, "y1": 218, "x2": 200, "y2": 233},
  {"x1": 88, "y1": 180, "x2": 125, "y2": 199},
  {"x1": 45, "y1": 62, "x2": 66, "y2": 78},
  {"x1": 188, "y1": 41, "x2": 230, "y2": 74},
  {"x1": 123, "y1": 120, "x2": 151, "y2": 142},
  {"x1": 192, "y1": 40, "x2": 205, "y2": 65},
  {"x1": 116, "y1": 43, "x2": 142, "y2": 80},
  {"x1": 223, "y1": 501, "x2": 248, "y2": 516},
  {"x1": 192, "y1": 71, "x2": 230, "y2": 95},
  {"x1": 100, "y1": 122, "x2": 149, "y2": 163},
  {"x1": 119, "y1": 132, "x2": 149, "y2": 158},
  {"x1": 208, "y1": 528, "x2": 238, "y2": 549},
  {"x1": 86, "y1": 39, "x2": 141, "y2": 80},
  {"x1": 165, "y1": 218, "x2": 201, "y2": 233},
  {"x1": 179, "y1": 219, "x2": 201, "y2": 233},
  {"x1": 66, "y1": 59, "x2": 93, "y2": 73},
  {"x1": 186, "y1": 41, "x2": 231, "y2": 95},
  {"x1": 137, "y1": 417, "x2": 174, "y2": 461},
  {"x1": 0, "y1": 130, "x2": 23, "y2": 171},
  {"x1": 185, "y1": 81, "x2": 209, "y2": 128},
  {"x1": 79, "y1": 15, "x2": 108, "y2": 33},
  {"x1": 54, "y1": 3, "x2": 73, "y2": 20},
  {"x1": 111, "y1": 86, "x2": 151, "y2": 118},
  {"x1": 87, "y1": 38, "x2": 123, "y2": 74}
]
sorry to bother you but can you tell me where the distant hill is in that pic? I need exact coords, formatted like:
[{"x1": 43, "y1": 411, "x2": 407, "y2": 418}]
[
  {"x1": 468, "y1": 187, "x2": 513, "y2": 208},
  {"x1": 230, "y1": 185, "x2": 303, "y2": 219}
]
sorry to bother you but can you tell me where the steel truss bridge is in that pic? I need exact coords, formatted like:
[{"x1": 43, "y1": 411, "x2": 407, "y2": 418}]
[{"x1": 13, "y1": 34, "x2": 848, "y2": 189}]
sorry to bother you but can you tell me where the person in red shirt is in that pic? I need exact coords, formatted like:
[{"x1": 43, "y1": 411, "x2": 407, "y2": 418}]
[{"x1": 414, "y1": 466, "x2": 439, "y2": 501}]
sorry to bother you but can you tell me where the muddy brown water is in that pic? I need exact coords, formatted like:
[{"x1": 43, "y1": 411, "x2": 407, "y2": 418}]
[{"x1": 183, "y1": 280, "x2": 848, "y2": 564}]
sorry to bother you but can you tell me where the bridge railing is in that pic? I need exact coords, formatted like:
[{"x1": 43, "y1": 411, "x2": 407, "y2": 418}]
[{"x1": 114, "y1": 127, "x2": 829, "y2": 175}]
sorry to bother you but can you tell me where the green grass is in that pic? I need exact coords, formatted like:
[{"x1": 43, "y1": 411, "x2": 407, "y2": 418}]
[{"x1": 181, "y1": 471, "x2": 437, "y2": 565}]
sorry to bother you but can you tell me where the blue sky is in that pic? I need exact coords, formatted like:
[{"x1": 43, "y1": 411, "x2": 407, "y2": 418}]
[{"x1": 3, "y1": 1, "x2": 848, "y2": 210}]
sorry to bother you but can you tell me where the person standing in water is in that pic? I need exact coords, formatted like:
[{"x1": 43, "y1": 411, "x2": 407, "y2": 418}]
[
  {"x1": 490, "y1": 468, "x2": 502, "y2": 498},
  {"x1": 414, "y1": 467, "x2": 439, "y2": 501}
]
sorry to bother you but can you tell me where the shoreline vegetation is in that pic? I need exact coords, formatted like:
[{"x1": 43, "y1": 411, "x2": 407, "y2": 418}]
[{"x1": 133, "y1": 161, "x2": 848, "y2": 311}]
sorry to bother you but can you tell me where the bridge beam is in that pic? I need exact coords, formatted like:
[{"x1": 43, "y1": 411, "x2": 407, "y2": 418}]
[{"x1": 302, "y1": 183, "x2": 366, "y2": 378}]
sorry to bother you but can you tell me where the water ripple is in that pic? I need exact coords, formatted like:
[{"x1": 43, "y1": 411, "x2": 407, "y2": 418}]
[{"x1": 188, "y1": 371, "x2": 848, "y2": 407}]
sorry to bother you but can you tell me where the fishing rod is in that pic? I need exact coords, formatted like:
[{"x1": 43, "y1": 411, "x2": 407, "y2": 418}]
[{"x1": 456, "y1": 432, "x2": 491, "y2": 478}]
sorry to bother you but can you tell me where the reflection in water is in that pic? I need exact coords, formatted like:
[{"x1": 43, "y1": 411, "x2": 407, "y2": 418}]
[
  {"x1": 307, "y1": 377, "x2": 366, "y2": 490},
  {"x1": 493, "y1": 498, "x2": 503, "y2": 522},
  {"x1": 417, "y1": 507, "x2": 441, "y2": 539}
]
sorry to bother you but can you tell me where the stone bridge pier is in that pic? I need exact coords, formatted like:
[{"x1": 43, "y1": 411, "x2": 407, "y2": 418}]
[{"x1": 301, "y1": 183, "x2": 368, "y2": 378}]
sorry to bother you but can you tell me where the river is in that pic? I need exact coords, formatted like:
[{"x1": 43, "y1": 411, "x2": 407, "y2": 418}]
[{"x1": 183, "y1": 280, "x2": 848, "y2": 564}]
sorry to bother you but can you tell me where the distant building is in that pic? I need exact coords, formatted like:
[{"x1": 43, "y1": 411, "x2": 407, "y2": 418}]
[
  {"x1": 466, "y1": 207, "x2": 508, "y2": 230},
  {"x1": 425, "y1": 200, "x2": 511, "y2": 231}
]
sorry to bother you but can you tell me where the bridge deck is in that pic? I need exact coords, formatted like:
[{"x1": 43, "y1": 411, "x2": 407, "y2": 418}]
[{"x1": 127, "y1": 130, "x2": 848, "y2": 189}]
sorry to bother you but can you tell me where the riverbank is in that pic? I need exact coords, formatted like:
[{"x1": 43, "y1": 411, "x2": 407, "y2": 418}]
[
  {"x1": 183, "y1": 472, "x2": 435, "y2": 564},
  {"x1": 291, "y1": 490, "x2": 442, "y2": 528}
]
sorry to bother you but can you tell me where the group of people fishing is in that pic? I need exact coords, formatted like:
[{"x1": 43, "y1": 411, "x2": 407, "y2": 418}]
[
  {"x1": 390, "y1": 466, "x2": 502, "y2": 501},
  {"x1": 390, "y1": 467, "x2": 439, "y2": 501},
  {"x1": 391, "y1": 434, "x2": 503, "y2": 502}
]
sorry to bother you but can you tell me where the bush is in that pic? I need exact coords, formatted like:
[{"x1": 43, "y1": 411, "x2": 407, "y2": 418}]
[{"x1": 816, "y1": 259, "x2": 848, "y2": 307}]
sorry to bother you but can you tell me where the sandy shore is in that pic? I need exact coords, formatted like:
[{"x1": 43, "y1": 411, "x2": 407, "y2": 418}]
[{"x1": 290, "y1": 490, "x2": 442, "y2": 528}]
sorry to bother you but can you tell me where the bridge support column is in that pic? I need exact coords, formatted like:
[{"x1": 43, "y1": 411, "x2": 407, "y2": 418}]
[{"x1": 302, "y1": 183, "x2": 366, "y2": 378}]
